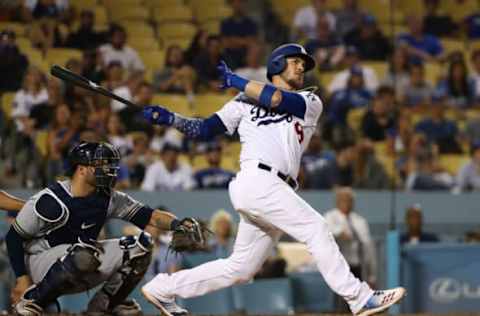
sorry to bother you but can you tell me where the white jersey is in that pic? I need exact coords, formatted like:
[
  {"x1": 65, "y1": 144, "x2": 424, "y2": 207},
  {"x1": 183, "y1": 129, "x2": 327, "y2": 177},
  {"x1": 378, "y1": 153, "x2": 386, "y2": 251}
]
[{"x1": 216, "y1": 90, "x2": 323, "y2": 179}]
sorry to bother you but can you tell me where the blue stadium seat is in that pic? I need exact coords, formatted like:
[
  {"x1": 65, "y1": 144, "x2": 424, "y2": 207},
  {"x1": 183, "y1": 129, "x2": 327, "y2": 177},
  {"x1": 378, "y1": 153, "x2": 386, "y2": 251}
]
[
  {"x1": 233, "y1": 278, "x2": 294, "y2": 315},
  {"x1": 178, "y1": 288, "x2": 236, "y2": 315},
  {"x1": 290, "y1": 271, "x2": 335, "y2": 312}
]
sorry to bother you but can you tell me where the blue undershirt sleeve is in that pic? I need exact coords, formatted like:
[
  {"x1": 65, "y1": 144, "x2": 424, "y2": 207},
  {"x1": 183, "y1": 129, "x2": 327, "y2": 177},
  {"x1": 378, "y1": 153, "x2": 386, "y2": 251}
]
[
  {"x1": 276, "y1": 90, "x2": 307, "y2": 119},
  {"x1": 6, "y1": 226, "x2": 28, "y2": 278},
  {"x1": 172, "y1": 113, "x2": 228, "y2": 141}
]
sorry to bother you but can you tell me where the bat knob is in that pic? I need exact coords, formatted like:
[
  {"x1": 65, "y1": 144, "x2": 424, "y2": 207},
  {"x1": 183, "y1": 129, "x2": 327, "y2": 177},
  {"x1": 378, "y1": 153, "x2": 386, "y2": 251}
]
[{"x1": 152, "y1": 112, "x2": 159, "y2": 119}]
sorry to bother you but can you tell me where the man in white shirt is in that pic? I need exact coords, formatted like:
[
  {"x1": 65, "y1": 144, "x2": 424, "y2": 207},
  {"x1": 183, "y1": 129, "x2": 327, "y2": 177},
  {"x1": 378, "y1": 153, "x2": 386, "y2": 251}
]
[
  {"x1": 292, "y1": 0, "x2": 336, "y2": 41},
  {"x1": 98, "y1": 25, "x2": 145, "y2": 74},
  {"x1": 141, "y1": 143, "x2": 194, "y2": 191},
  {"x1": 328, "y1": 46, "x2": 378, "y2": 94},
  {"x1": 324, "y1": 187, "x2": 377, "y2": 287}
]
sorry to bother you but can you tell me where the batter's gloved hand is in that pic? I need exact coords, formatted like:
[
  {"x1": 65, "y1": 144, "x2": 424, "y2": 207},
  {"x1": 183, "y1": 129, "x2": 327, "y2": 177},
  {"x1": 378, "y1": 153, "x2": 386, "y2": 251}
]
[
  {"x1": 143, "y1": 105, "x2": 175, "y2": 126},
  {"x1": 169, "y1": 217, "x2": 212, "y2": 252},
  {"x1": 217, "y1": 60, "x2": 248, "y2": 91}
]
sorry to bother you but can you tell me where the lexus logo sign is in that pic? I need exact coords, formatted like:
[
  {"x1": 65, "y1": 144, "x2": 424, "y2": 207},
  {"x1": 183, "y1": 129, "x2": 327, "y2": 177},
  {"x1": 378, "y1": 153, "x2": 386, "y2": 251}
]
[{"x1": 430, "y1": 278, "x2": 480, "y2": 303}]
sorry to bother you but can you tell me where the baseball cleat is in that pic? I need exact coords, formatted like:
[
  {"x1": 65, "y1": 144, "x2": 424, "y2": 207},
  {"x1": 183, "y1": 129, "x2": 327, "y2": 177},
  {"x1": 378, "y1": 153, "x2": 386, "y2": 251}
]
[
  {"x1": 141, "y1": 288, "x2": 188, "y2": 316},
  {"x1": 356, "y1": 287, "x2": 406, "y2": 316}
]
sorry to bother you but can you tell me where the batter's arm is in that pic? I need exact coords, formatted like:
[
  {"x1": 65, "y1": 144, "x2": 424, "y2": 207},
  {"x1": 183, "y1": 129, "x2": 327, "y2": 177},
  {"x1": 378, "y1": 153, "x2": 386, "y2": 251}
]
[
  {"x1": 0, "y1": 190, "x2": 25, "y2": 212},
  {"x1": 217, "y1": 61, "x2": 307, "y2": 119}
]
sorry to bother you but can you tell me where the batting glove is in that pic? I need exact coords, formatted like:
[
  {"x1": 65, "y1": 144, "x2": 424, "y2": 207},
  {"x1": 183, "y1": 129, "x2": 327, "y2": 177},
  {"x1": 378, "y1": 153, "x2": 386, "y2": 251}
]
[
  {"x1": 217, "y1": 60, "x2": 248, "y2": 91},
  {"x1": 143, "y1": 105, "x2": 175, "y2": 126}
]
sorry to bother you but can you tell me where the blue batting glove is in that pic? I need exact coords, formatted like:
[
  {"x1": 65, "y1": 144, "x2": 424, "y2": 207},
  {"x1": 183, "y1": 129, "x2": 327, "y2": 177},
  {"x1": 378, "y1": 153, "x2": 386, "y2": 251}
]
[
  {"x1": 143, "y1": 105, "x2": 175, "y2": 126},
  {"x1": 217, "y1": 60, "x2": 248, "y2": 91}
]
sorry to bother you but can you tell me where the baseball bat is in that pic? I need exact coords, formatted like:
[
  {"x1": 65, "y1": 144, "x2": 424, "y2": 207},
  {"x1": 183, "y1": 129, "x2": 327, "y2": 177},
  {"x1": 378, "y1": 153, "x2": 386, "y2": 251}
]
[{"x1": 50, "y1": 65, "x2": 138, "y2": 108}]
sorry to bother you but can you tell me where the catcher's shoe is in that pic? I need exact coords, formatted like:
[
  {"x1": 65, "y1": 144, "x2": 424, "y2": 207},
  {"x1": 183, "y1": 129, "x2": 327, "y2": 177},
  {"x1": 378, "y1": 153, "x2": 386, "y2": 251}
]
[
  {"x1": 111, "y1": 298, "x2": 142, "y2": 316},
  {"x1": 141, "y1": 288, "x2": 188, "y2": 316},
  {"x1": 14, "y1": 286, "x2": 43, "y2": 316},
  {"x1": 356, "y1": 287, "x2": 406, "y2": 316}
]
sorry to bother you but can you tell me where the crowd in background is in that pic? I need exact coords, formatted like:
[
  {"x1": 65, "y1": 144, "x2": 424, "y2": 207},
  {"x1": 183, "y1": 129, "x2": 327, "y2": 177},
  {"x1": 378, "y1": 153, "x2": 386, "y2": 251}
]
[{"x1": 0, "y1": 0, "x2": 480, "y2": 193}]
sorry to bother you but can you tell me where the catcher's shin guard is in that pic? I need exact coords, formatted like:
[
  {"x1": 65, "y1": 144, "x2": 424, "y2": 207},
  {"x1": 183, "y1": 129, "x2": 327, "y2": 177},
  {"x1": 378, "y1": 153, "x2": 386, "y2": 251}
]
[
  {"x1": 88, "y1": 232, "x2": 153, "y2": 314},
  {"x1": 16, "y1": 242, "x2": 101, "y2": 310}
]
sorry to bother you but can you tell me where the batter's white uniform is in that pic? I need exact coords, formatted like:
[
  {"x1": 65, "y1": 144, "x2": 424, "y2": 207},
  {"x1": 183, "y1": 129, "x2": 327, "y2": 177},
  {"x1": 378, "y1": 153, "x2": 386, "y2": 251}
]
[{"x1": 143, "y1": 90, "x2": 373, "y2": 313}]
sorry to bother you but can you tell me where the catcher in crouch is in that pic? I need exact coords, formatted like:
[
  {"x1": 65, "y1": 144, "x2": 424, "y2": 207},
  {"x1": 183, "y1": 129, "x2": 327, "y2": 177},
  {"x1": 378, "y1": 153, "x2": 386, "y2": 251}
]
[{"x1": 6, "y1": 142, "x2": 206, "y2": 316}]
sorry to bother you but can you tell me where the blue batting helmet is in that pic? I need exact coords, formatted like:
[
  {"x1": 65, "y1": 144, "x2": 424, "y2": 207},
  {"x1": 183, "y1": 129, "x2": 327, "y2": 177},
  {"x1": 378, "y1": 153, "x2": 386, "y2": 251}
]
[{"x1": 266, "y1": 43, "x2": 315, "y2": 81}]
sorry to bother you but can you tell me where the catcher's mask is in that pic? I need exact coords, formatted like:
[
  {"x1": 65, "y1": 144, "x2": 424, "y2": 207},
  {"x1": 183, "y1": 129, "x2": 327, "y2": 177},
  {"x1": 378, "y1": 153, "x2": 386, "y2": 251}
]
[{"x1": 66, "y1": 142, "x2": 121, "y2": 193}]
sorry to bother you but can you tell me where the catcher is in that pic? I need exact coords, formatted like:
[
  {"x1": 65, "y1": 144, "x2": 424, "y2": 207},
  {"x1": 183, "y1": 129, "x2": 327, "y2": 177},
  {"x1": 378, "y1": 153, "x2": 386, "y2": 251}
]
[{"x1": 6, "y1": 141, "x2": 207, "y2": 315}]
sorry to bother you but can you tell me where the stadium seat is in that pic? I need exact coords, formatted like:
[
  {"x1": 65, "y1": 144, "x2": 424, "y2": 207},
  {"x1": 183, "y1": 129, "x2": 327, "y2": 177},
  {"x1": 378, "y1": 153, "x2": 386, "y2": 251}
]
[
  {"x1": 151, "y1": 94, "x2": 194, "y2": 117},
  {"x1": 364, "y1": 61, "x2": 387, "y2": 80},
  {"x1": 70, "y1": 0, "x2": 98, "y2": 11},
  {"x1": 439, "y1": 154, "x2": 470, "y2": 176},
  {"x1": 359, "y1": 0, "x2": 404, "y2": 24},
  {"x1": 440, "y1": 0, "x2": 477, "y2": 22},
  {"x1": 139, "y1": 50, "x2": 166, "y2": 72},
  {"x1": 102, "y1": 0, "x2": 142, "y2": 9},
  {"x1": 35, "y1": 130, "x2": 49, "y2": 157},
  {"x1": 121, "y1": 21, "x2": 155, "y2": 39},
  {"x1": 194, "y1": 93, "x2": 232, "y2": 117},
  {"x1": 441, "y1": 39, "x2": 467, "y2": 55},
  {"x1": 399, "y1": 0, "x2": 424, "y2": 16},
  {"x1": 424, "y1": 62, "x2": 443, "y2": 85},
  {"x1": 223, "y1": 142, "x2": 241, "y2": 159},
  {"x1": 201, "y1": 20, "x2": 221, "y2": 34},
  {"x1": 110, "y1": 6, "x2": 150, "y2": 22},
  {"x1": 129, "y1": 36, "x2": 161, "y2": 52},
  {"x1": 144, "y1": 0, "x2": 183, "y2": 9},
  {"x1": 0, "y1": 22, "x2": 26, "y2": 37},
  {"x1": 45, "y1": 48, "x2": 83, "y2": 67},
  {"x1": 347, "y1": 107, "x2": 367, "y2": 134},
  {"x1": 232, "y1": 278, "x2": 294, "y2": 315},
  {"x1": 1, "y1": 92, "x2": 15, "y2": 119},
  {"x1": 157, "y1": 22, "x2": 197, "y2": 41},
  {"x1": 154, "y1": 5, "x2": 194, "y2": 24},
  {"x1": 94, "y1": 5, "x2": 108, "y2": 26},
  {"x1": 179, "y1": 288, "x2": 236, "y2": 315},
  {"x1": 194, "y1": 5, "x2": 232, "y2": 23},
  {"x1": 290, "y1": 272, "x2": 335, "y2": 312},
  {"x1": 160, "y1": 38, "x2": 192, "y2": 50}
]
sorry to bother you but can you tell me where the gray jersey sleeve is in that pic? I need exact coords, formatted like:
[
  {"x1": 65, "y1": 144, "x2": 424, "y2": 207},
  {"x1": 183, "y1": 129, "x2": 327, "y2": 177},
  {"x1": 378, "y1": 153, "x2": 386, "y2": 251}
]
[{"x1": 107, "y1": 190, "x2": 146, "y2": 221}]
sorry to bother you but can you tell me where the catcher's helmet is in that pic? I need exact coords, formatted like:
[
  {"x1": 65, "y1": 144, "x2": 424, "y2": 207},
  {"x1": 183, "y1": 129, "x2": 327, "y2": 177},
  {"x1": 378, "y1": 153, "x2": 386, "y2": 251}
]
[
  {"x1": 66, "y1": 142, "x2": 121, "y2": 192},
  {"x1": 266, "y1": 43, "x2": 315, "y2": 81}
]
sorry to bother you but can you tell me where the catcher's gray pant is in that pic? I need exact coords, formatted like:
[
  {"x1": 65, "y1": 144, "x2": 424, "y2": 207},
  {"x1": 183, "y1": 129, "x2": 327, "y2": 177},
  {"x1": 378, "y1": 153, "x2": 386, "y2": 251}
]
[{"x1": 27, "y1": 239, "x2": 125, "y2": 293}]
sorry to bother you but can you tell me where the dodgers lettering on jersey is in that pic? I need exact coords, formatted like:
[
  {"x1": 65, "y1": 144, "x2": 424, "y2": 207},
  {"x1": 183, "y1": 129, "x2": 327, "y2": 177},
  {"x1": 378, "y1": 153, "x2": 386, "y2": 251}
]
[{"x1": 216, "y1": 90, "x2": 323, "y2": 179}]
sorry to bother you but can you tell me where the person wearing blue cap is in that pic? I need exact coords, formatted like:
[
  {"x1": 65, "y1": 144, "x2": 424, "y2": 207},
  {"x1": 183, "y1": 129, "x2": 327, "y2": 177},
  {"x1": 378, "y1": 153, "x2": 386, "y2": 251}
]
[
  {"x1": 454, "y1": 142, "x2": 480, "y2": 193},
  {"x1": 194, "y1": 142, "x2": 235, "y2": 189}
]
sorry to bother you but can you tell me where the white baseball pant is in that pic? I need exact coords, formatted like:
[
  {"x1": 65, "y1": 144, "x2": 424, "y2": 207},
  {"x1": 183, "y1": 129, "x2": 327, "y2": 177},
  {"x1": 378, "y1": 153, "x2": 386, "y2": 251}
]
[{"x1": 143, "y1": 161, "x2": 373, "y2": 313}]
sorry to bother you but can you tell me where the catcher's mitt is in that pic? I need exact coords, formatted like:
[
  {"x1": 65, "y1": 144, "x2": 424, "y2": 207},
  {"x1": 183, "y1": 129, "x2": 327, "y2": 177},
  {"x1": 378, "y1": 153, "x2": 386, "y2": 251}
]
[{"x1": 170, "y1": 217, "x2": 211, "y2": 252}]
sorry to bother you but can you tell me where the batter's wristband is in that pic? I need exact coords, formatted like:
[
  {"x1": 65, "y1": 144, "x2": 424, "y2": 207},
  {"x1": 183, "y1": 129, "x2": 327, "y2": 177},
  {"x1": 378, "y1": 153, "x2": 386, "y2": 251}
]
[
  {"x1": 231, "y1": 74, "x2": 249, "y2": 91},
  {"x1": 170, "y1": 219, "x2": 180, "y2": 231}
]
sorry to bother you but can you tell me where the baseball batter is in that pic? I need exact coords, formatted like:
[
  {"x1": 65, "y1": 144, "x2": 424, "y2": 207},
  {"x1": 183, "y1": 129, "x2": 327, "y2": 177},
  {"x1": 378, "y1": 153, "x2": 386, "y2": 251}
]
[
  {"x1": 142, "y1": 43, "x2": 405, "y2": 316},
  {"x1": 6, "y1": 142, "x2": 197, "y2": 316}
]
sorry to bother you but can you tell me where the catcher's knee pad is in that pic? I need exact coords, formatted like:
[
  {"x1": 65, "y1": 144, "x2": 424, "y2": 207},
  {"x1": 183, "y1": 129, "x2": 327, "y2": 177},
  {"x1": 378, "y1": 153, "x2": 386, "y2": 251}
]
[
  {"x1": 65, "y1": 243, "x2": 102, "y2": 273},
  {"x1": 88, "y1": 232, "x2": 153, "y2": 313}
]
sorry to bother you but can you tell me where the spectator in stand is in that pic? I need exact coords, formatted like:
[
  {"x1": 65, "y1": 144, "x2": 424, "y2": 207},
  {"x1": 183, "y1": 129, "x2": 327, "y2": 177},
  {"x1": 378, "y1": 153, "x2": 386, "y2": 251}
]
[
  {"x1": 328, "y1": 66, "x2": 373, "y2": 126},
  {"x1": 208, "y1": 209, "x2": 235, "y2": 258},
  {"x1": 335, "y1": 0, "x2": 364, "y2": 38},
  {"x1": 397, "y1": 15, "x2": 444, "y2": 63},
  {"x1": 141, "y1": 143, "x2": 194, "y2": 191},
  {"x1": 21, "y1": 0, "x2": 71, "y2": 21},
  {"x1": 185, "y1": 29, "x2": 209, "y2": 65},
  {"x1": 46, "y1": 103, "x2": 80, "y2": 184},
  {"x1": 405, "y1": 148, "x2": 453, "y2": 191},
  {"x1": 324, "y1": 187, "x2": 377, "y2": 296},
  {"x1": 0, "y1": 29, "x2": 29, "y2": 92},
  {"x1": 193, "y1": 35, "x2": 225, "y2": 92},
  {"x1": 111, "y1": 70, "x2": 143, "y2": 112},
  {"x1": 307, "y1": 141, "x2": 356, "y2": 189},
  {"x1": 66, "y1": 9, "x2": 105, "y2": 50},
  {"x1": 398, "y1": 61, "x2": 434, "y2": 108},
  {"x1": 469, "y1": 49, "x2": 480, "y2": 100},
  {"x1": 305, "y1": 16, "x2": 345, "y2": 71},
  {"x1": 98, "y1": 24, "x2": 144, "y2": 73},
  {"x1": 124, "y1": 132, "x2": 154, "y2": 188},
  {"x1": 454, "y1": 142, "x2": 480, "y2": 193},
  {"x1": 464, "y1": 113, "x2": 480, "y2": 145},
  {"x1": 400, "y1": 204, "x2": 439, "y2": 244},
  {"x1": 344, "y1": 14, "x2": 391, "y2": 61},
  {"x1": 300, "y1": 129, "x2": 335, "y2": 188},
  {"x1": 194, "y1": 142, "x2": 235, "y2": 189},
  {"x1": 328, "y1": 46, "x2": 379, "y2": 94},
  {"x1": 106, "y1": 113, "x2": 131, "y2": 157},
  {"x1": 463, "y1": 6, "x2": 480, "y2": 39},
  {"x1": 435, "y1": 57, "x2": 475, "y2": 109},
  {"x1": 361, "y1": 86, "x2": 396, "y2": 141},
  {"x1": 292, "y1": 0, "x2": 336, "y2": 41},
  {"x1": 81, "y1": 49, "x2": 105, "y2": 83},
  {"x1": 153, "y1": 45, "x2": 196, "y2": 104},
  {"x1": 119, "y1": 81, "x2": 154, "y2": 134},
  {"x1": 220, "y1": 0, "x2": 258, "y2": 69},
  {"x1": 101, "y1": 61, "x2": 124, "y2": 91},
  {"x1": 422, "y1": 0, "x2": 457, "y2": 37},
  {"x1": 382, "y1": 47, "x2": 410, "y2": 98},
  {"x1": 386, "y1": 111, "x2": 415, "y2": 159},
  {"x1": 150, "y1": 126, "x2": 183, "y2": 154},
  {"x1": 353, "y1": 140, "x2": 390, "y2": 189},
  {"x1": 415, "y1": 102, "x2": 462, "y2": 154},
  {"x1": 235, "y1": 42, "x2": 267, "y2": 82}
]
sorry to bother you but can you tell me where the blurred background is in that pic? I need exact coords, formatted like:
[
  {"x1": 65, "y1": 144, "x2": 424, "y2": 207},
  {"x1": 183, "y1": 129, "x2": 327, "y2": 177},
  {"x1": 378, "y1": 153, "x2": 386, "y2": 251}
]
[{"x1": 1, "y1": 0, "x2": 480, "y2": 314}]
